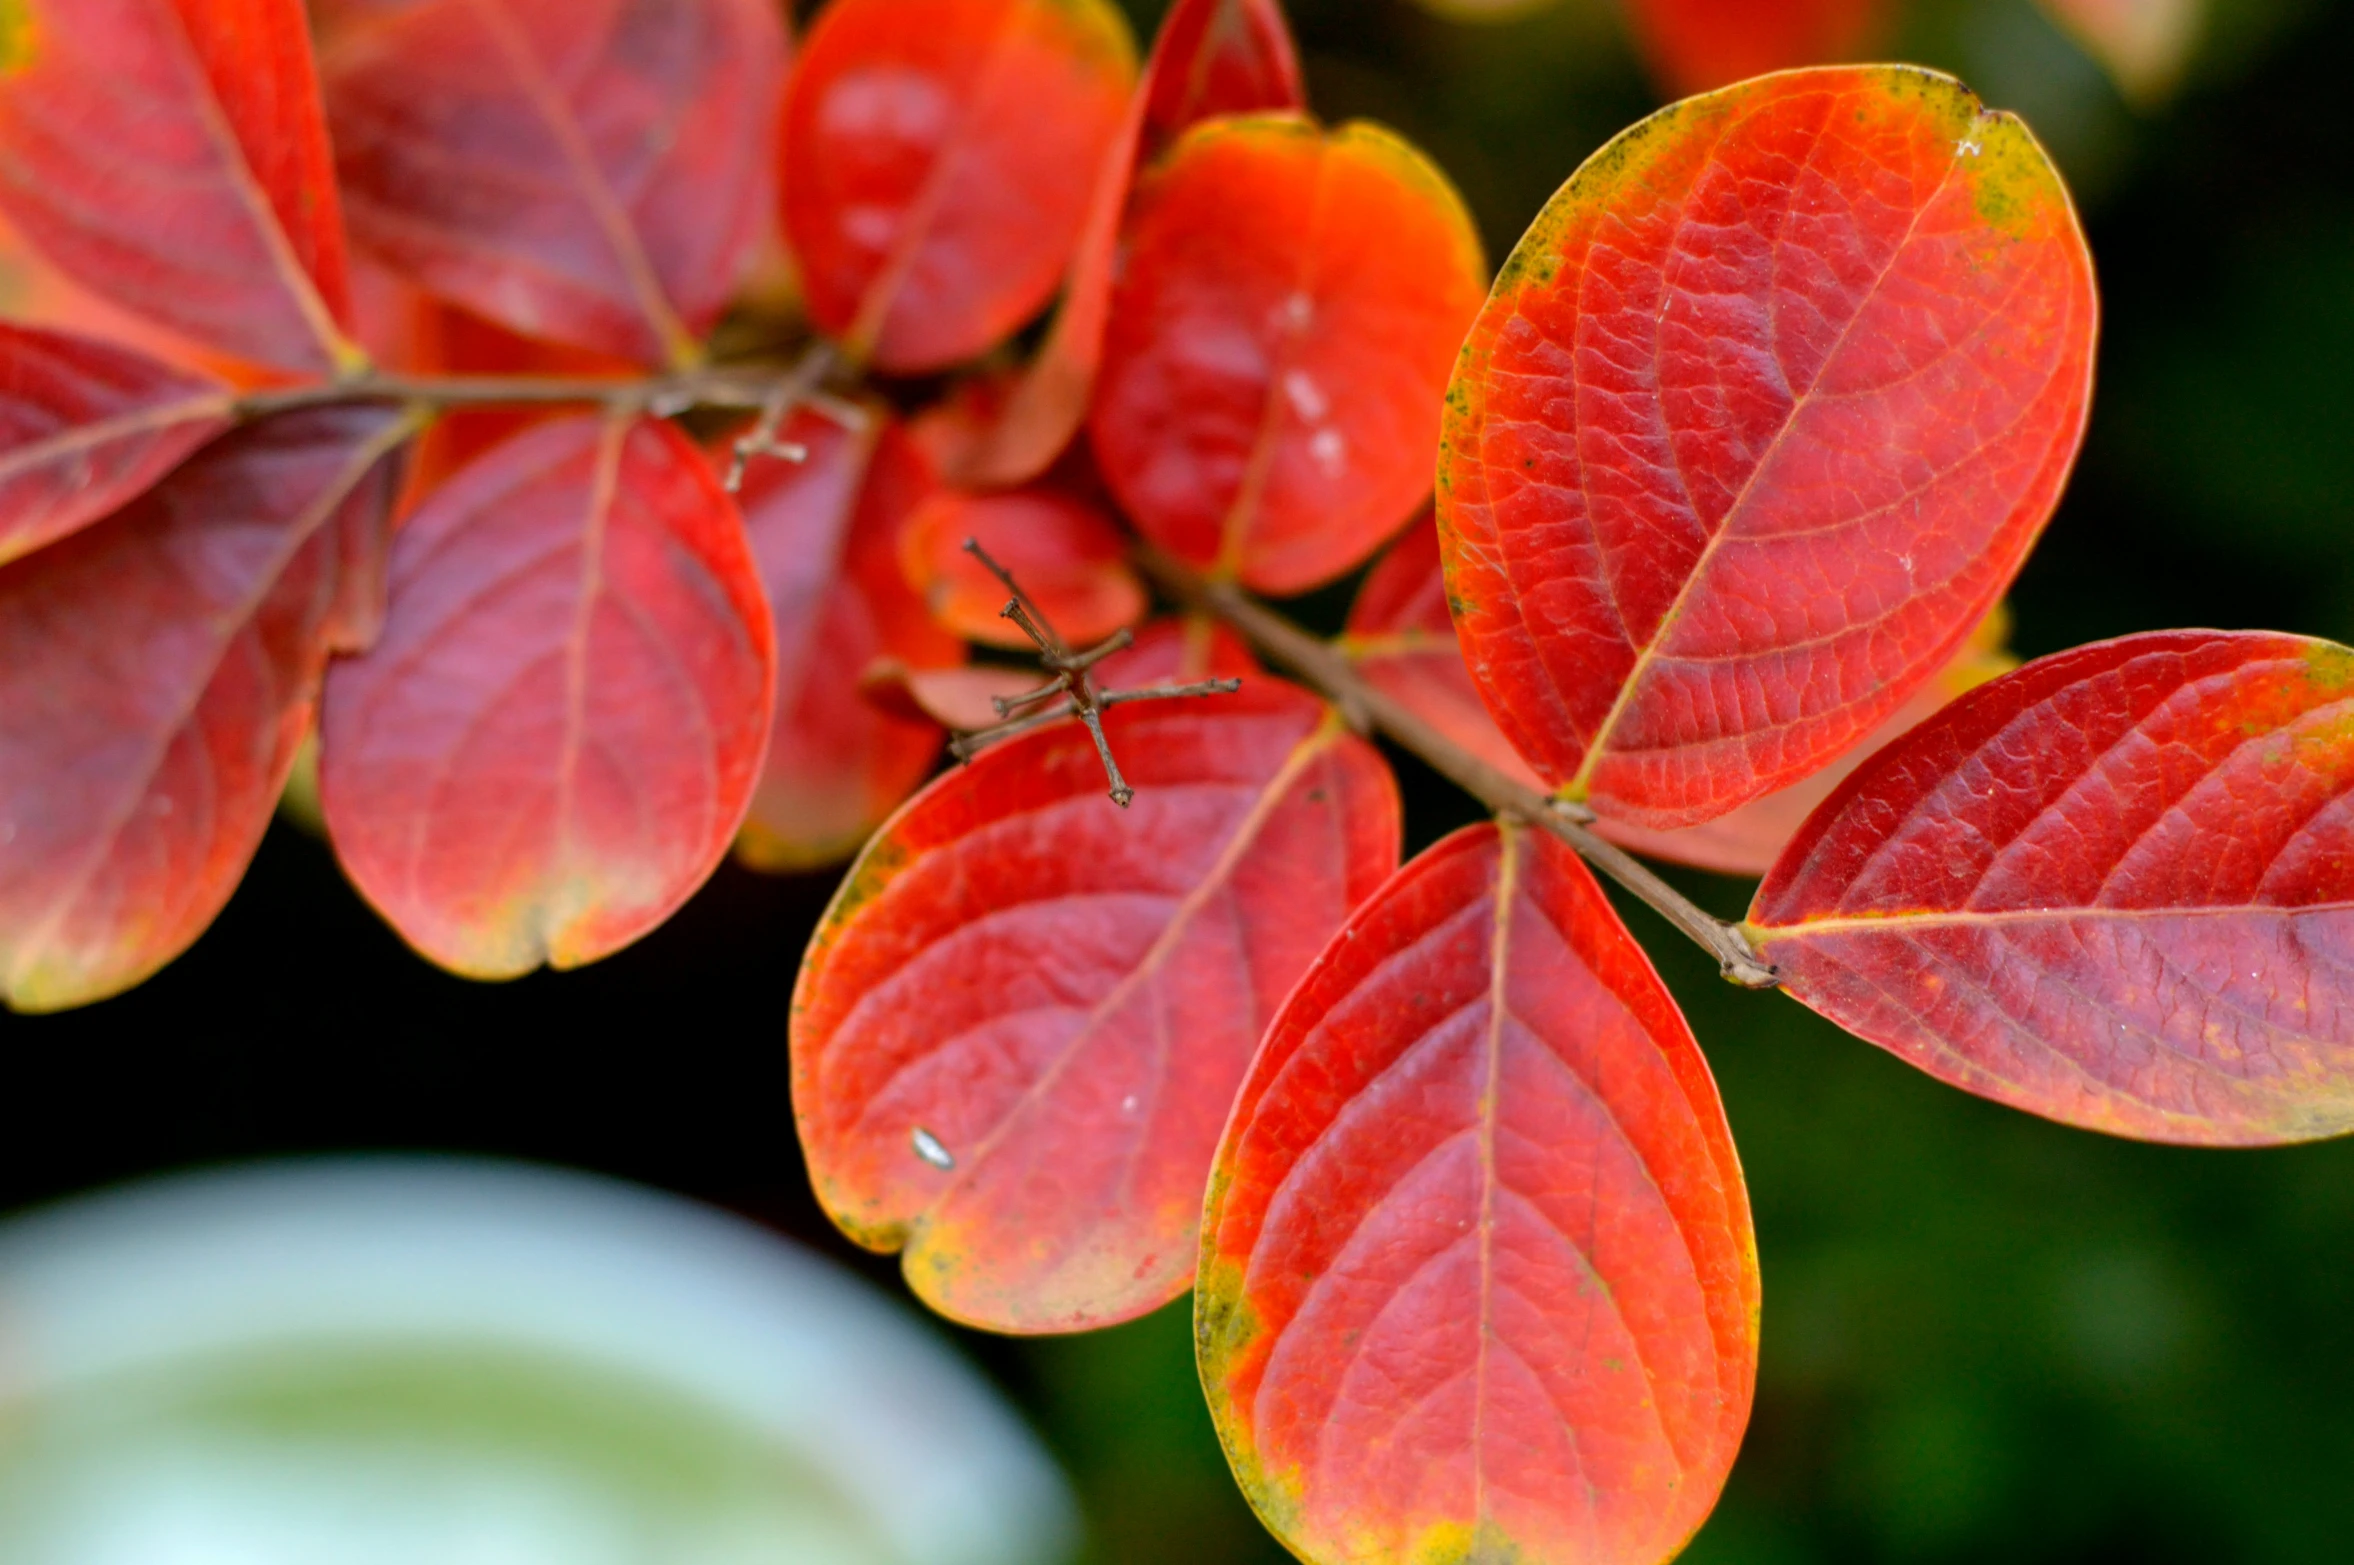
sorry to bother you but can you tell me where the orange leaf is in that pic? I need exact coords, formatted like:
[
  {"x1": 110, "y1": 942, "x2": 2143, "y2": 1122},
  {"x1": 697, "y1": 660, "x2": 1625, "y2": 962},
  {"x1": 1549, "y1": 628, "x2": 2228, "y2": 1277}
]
[
  {"x1": 1442, "y1": 67, "x2": 2097, "y2": 829},
  {"x1": 944, "y1": 0, "x2": 1305, "y2": 487},
  {"x1": 321, "y1": 414, "x2": 775, "y2": 976},
  {"x1": 792, "y1": 681, "x2": 1398, "y2": 1331},
  {"x1": 1091, "y1": 114, "x2": 1486, "y2": 594},
  {"x1": 780, "y1": 0, "x2": 1137, "y2": 374},
  {"x1": 898, "y1": 485, "x2": 1144, "y2": 650},
  {"x1": 1201, "y1": 821, "x2": 1757, "y2": 1565},
  {"x1": 0, "y1": 407, "x2": 411, "y2": 1012},
  {"x1": 736, "y1": 412, "x2": 966, "y2": 872},
  {"x1": 0, "y1": 0, "x2": 363, "y2": 373}
]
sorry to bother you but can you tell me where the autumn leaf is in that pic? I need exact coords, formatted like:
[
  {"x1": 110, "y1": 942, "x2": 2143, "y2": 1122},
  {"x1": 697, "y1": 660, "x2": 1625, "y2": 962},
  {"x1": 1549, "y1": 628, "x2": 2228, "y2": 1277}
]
[
  {"x1": 1441, "y1": 66, "x2": 2097, "y2": 830},
  {"x1": 1092, "y1": 113, "x2": 1487, "y2": 594},
  {"x1": 322, "y1": 0, "x2": 788, "y2": 367},
  {"x1": 943, "y1": 0, "x2": 1305, "y2": 486},
  {"x1": 0, "y1": 0, "x2": 364, "y2": 373},
  {"x1": 0, "y1": 323, "x2": 233, "y2": 568},
  {"x1": 792, "y1": 680, "x2": 1398, "y2": 1331},
  {"x1": 320, "y1": 413, "x2": 774, "y2": 977},
  {"x1": 1201, "y1": 819, "x2": 1757, "y2": 1565},
  {"x1": 1749, "y1": 629, "x2": 2354, "y2": 1146},
  {"x1": 779, "y1": 0, "x2": 1137, "y2": 374},
  {"x1": 0, "y1": 406, "x2": 410, "y2": 1012},
  {"x1": 898, "y1": 483, "x2": 1143, "y2": 651}
]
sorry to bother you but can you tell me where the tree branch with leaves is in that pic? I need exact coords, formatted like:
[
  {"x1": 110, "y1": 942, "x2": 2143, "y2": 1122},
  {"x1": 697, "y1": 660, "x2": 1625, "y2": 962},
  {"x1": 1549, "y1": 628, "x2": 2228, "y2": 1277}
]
[{"x1": 0, "y1": 2, "x2": 2348, "y2": 1564}]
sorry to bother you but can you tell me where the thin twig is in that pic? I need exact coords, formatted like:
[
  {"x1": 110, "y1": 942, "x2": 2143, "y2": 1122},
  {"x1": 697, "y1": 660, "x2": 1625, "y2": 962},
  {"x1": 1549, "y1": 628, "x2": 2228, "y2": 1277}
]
[
  {"x1": 1134, "y1": 545, "x2": 1781, "y2": 989},
  {"x1": 1079, "y1": 707, "x2": 1135, "y2": 808},
  {"x1": 1099, "y1": 677, "x2": 1242, "y2": 707},
  {"x1": 992, "y1": 674, "x2": 1073, "y2": 718},
  {"x1": 950, "y1": 699, "x2": 1078, "y2": 760},
  {"x1": 963, "y1": 538, "x2": 1070, "y2": 658},
  {"x1": 723, "y1": 341, "x2": 840, "y2": 491},
  {"x1": 230, "y1": 350, "x2": 856, "y2": 435},
  {"x1": 949, "y1": 539, "x2": 1241, "y2": 807}
]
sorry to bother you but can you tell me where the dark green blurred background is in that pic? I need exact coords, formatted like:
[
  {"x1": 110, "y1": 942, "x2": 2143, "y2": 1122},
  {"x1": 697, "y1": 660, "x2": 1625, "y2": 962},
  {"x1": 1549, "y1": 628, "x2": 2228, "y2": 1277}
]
[{"x1": 4, "y1": 0, "x2": 2350, "y2": 1560}]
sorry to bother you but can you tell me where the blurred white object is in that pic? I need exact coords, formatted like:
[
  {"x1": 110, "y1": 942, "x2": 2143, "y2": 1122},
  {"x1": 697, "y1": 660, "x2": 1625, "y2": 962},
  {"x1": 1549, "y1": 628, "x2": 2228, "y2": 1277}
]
[{"x1": 0, "y1": 1158, "x2": 1079, "y2": 1565}]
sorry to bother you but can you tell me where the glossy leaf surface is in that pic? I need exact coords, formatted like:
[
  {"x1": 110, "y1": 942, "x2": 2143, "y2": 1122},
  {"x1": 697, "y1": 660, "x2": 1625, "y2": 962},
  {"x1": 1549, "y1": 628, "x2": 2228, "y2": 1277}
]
[
  {"x1": 1441, "y1": 67, "x2": 2096, "y2": 830},
  {"x1": 862, "y1": 662, "x2": 1043, "y2": 733},
  {"x1": 793, "y1": 681, "x2": 1399, "y2": 1332},
  {"x1": 0, "y1": 211, "x2": 257, "y2": 382},
  {"x1": 0, "y1": 324, "x2": 232, "y2": 567},
  {"x1": 1623, "y1": 0, "x2": 1885, "y2": 96},
  {"x1": 946, "y1": 0, "x2": 1305, "y2": 486},
  {"x1": 737, "y1": 411, "x2": 964, "y2": 872},
  {"x1": 321, "y1": 414, "x2": 774, "y2": 978},
  {"x1": 780, "y1": 0, "x2": 1136, "y2": 374},
  {"x1": 898, "y1": 485, "x2": 1143, "y2": 650},
  {"x1": 1599, "y1": 609, "x2": 2016, "y2": 876},
  {"x1": 322, "y1": 0, "x2": 785, "y2": 367},
  {"x1": 1750, "y1": 630, "x2": 2354, "y2": 1146},
  {"x1": 1344, "y1": 517, "x2": 1548, "y2": 793},
  {"x1": 1093, "y1": 114, "x2": 1486, "y2": 595},
  {"x1": 0, "y1": 0, "x2": 361, "y2": 373},
  {"x1": 1201, "y1": 821, "x2": 1758, "y2": 1565},
  {"x1": 1347, "y1": 522, "x2": 2015, "y2": 875},
  {"x1": 0, "y1": 407, "x2": 409, "y2": 1012}
]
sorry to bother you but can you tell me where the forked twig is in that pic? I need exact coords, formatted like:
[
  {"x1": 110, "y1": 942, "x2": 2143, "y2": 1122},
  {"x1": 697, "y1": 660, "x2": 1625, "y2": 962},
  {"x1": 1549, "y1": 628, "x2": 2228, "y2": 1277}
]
[
  {"x1": 722, "y1": 341, "x2": 846, "y2": 492},
  {"x1": 943, "y1": 539, "x2": 1241, "y2": 806}
]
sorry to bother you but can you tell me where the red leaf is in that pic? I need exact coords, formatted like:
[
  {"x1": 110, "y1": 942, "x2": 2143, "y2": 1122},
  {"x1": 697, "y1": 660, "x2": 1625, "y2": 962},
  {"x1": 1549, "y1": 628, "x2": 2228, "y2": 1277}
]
[
  {"x1": 1344, "y1": 517, "x2": 1548, "y2": 793},
  {"x1": 0, "y1": 323, "x2": 233, "y2": 568},
  {"x1": 0, "y1": 406, "x2": 411, "y2": 1012},
  {"x1": 1350, "y1": 523, "x2": 2021, "y2": 877},
  {"x1": 944, "y1": 0, "x2": 1305, "y2": 487},
  {"x1": 322, "y1": 0, "x2": 788, "y2": 367},
  {"x1": 1139, "y1": 0, "x2": 1305, "y2": 152},
  {"x1": 737, "y1": 410, "x2": 965, "y2": 871},
  {"x1": 1095, "y1": 612, "x2": 1258, "y2": 687},
  {"x1": 780, "y1": 0, "x2": 1137, "y2": 375},
  {"x1": 1200, "y1": 820, "x2": 1758, "y2": 1565},
  {"x1": 0, "y1": 0, "x2": 362, "y2": 374},
  {"x1": 1623, "y1": 0, "x2": 1887, "y2": 97},
  {"x1": 898, "y1": 484, "x2": 1144, "y2": 650},
  {"x1": 1441, "y1": 66, "x2": 2097, "y2": 830},
  {"x1": 320, "y1": 414, "x2": 775, "y2": 977},
  {"x1": 792, "y1": 681, "x2": 1399, "y2": 1331},
  {"x1": 347, "y1": 264, "x2": 648, "y2": 504},
  {"x1": 861, "y1": 662, "x2": 1044, "y2": 732},
  {"x1": 1091, "y1": 114, "x2": 1487, "y2": 595},
  {"x1": 1749, "y1": 630, "x2": 2354, "y2": 1147},
  {"x1": 1596, "y1": 609, "x2": 2017, "y2": 876}
]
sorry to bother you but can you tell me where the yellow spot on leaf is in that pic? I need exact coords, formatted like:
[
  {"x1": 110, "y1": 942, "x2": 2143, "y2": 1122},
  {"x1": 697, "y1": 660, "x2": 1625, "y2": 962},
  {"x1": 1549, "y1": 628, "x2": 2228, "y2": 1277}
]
[{"x1": 0, "y1": 0, "x2": 35, "y2": 73}]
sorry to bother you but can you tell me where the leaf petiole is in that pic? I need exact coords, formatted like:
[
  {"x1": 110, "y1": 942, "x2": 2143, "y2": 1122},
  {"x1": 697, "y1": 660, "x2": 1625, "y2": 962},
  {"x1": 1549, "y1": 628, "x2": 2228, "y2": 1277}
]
[{"x1": 1134, "y1": 545, "x2": 1781, "y2": 988}]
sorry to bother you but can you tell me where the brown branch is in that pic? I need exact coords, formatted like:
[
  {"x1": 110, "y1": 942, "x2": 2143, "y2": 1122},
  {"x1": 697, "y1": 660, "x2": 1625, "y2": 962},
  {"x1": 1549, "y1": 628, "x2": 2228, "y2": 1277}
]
[
  {"x1": 722, "y1": 342, "x2": 841, "y2": 491},
  {"x1": 948, "y1": 539, "x2": 1242, "y2": 807},
  {"x1": 229, "y1": 348, "x2": 859, "y2": 436},
  {"x1": 1133, "y1": 545, "x2": 1781, "y2": 989}
]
